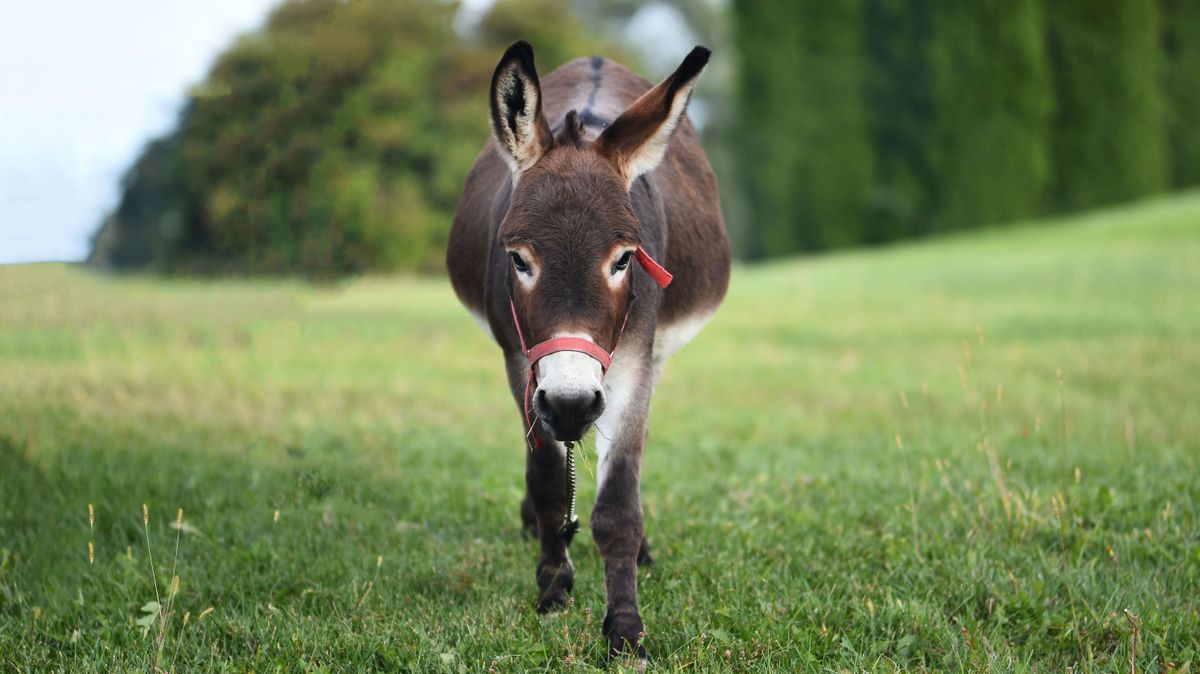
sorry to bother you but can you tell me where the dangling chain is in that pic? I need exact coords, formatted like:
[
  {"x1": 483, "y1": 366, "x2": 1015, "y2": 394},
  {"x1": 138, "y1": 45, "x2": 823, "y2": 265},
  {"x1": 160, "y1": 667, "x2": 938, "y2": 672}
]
[{"x1": 561, "y1": 441, "x2": 579, "y2": 536}]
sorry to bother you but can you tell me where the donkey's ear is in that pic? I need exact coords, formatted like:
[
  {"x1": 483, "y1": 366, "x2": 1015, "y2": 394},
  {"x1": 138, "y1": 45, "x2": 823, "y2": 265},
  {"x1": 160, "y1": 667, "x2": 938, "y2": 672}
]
[
  {"x1": 490, "y1": 41, "x2": 553, "y2": 174},
  {"x1": 597, "y1": 46, "x2": 710, "y2": 186}
]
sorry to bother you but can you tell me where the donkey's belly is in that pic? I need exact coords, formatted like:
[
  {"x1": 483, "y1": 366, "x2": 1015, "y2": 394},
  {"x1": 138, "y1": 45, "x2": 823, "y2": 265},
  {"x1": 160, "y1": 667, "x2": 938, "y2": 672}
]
[{"x1": 652, "y1": 309, "x2": 716, "y2": 363}]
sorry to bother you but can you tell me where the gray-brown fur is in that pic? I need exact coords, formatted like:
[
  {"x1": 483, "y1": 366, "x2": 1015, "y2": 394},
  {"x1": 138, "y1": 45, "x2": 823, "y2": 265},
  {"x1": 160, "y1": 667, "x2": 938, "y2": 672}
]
[{"x1": 446, "y1": 41, "x2": 730, "y2": 662}]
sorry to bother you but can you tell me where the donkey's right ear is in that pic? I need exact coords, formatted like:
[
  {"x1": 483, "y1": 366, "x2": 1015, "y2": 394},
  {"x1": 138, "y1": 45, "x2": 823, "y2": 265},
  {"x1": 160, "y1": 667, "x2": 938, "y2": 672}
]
[{"x1": 490, "y1": 41, "x2": 553, "y2": 174}]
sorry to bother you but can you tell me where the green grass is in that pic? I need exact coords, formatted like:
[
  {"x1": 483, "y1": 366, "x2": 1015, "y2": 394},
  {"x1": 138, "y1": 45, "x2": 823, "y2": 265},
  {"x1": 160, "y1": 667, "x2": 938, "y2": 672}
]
[{"x1": 2, "y1": 194, "x2": 1199, "y2": 672}]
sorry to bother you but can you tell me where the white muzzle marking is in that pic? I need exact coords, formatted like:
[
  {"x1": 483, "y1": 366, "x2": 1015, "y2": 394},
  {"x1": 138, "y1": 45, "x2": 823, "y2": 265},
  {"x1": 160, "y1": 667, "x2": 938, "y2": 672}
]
[{"x1": 535, "y1": 334, "x2": 605, "y2": 402}]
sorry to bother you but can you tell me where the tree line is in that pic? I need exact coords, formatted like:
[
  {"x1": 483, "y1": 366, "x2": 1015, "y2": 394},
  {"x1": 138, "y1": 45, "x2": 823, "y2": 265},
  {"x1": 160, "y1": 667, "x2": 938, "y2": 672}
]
[
  {"x1": 734, "y1": 0, "x2": 1200, "y2": 257},
  {"x1": 92, "y1": 0, "x2": 1199, "y2": 273}
]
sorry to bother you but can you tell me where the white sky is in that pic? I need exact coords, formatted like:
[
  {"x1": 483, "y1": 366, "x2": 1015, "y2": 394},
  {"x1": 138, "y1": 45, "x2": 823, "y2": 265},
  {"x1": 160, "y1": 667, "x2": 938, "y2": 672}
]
[{"x1": 0, "y1": 0, "x2": 278, "y2": 264}]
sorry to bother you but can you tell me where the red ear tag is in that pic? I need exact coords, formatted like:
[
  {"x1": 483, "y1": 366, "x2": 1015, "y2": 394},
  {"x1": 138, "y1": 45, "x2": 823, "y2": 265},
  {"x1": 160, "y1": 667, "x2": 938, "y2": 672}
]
[{"x1": 635, "y1": 246, "x2": 673, "y2": 288}]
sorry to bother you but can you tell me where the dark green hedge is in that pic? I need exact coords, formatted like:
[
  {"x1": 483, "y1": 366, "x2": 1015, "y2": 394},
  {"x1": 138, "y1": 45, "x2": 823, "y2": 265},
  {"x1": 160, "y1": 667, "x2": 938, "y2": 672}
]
[
  {"x1": 736, "y1": 0, "x2": 1187, "y2": 257},
  {"x1": 1047, "y1": 0, "x2": 1166, "y2": 211},
  {"x1": 1163, "y1": 0, "x2": 1200, "y2": 188},
  {"x1": 734, "y1": 0, "x2": 875, "y2": 254},
  {"x1": 927, "y1": 0, "x2": 1053, "y2": 231}
]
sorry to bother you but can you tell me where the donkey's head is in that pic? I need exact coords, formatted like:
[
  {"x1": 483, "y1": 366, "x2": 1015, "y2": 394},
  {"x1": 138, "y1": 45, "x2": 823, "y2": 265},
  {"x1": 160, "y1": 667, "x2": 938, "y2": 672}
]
[{"x1": 490, "y1": 41, "x2": 708, "y2": 442}]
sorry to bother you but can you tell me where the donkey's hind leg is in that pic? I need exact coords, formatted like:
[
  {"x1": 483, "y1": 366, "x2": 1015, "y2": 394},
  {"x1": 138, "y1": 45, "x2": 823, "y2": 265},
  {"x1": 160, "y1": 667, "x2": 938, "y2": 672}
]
[
  {"x1": 637, "y1": 537, "x2": 654, "y2": 566},
  {"x1": 519, "y1": 493, "x2": 536, "y2": 538}
]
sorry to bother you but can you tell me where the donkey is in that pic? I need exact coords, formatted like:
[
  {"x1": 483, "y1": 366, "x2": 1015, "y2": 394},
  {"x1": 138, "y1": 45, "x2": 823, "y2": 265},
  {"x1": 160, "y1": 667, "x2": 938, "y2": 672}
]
[{"x1": 446, "y1": 41, "x2": 730, "y2": 661}]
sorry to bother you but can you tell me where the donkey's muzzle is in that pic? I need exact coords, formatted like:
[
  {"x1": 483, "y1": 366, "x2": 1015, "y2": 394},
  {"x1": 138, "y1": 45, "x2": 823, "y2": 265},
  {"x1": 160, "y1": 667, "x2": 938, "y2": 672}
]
[{"x1": 534, "y1": 387, "x2": 605, "y2": 442}]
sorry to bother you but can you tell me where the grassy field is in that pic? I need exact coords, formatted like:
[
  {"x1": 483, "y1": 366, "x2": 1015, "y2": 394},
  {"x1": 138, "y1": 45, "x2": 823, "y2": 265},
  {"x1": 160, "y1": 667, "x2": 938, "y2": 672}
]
[{"x1": 2, "y1": 194, "x2": 1199, "y2": 672}]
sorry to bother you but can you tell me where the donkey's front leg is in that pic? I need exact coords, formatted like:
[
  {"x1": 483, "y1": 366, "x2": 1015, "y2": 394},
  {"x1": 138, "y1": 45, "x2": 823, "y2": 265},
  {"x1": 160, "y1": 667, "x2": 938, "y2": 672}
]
[
  {"x1": 592, "y1": 354, "x2": 654, "y2": 662},
  {"x1": 593, "y1": 450, "x2": 646, "y2": 660},
  {"x1": 507, "y1": 355, "x2": 576, "y2": 613},
  {"x1": 525, "y1": 435, "x2": 575, "y2": 612}
]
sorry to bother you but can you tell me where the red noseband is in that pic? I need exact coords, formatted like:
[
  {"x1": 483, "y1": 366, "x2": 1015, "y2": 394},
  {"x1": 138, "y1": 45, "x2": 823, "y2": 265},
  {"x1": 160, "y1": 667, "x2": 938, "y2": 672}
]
[
  {"x1": 511, "y1": 245, "x2": 671, "y2": 448},
  {"x1": 528, "y1": 337, "x2": 612, "y2": 372}
]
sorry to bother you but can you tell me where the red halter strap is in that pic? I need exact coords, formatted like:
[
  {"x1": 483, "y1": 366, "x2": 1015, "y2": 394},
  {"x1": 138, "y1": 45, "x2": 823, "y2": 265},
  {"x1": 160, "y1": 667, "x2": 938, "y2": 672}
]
[
  {"x1": 512, "y1": 245, "x2": 671, "y2": 448},
  {"x1": 529, "y1": 338, "x2": 612, "y2": 371},
  {"x1": 635, "y1": 246, "x2": 673, "y2": 288}
]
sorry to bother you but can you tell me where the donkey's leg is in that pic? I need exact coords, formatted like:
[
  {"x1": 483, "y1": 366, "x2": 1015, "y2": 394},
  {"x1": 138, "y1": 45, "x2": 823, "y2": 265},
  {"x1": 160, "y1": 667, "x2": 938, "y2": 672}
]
[
  {"x1": 593, "y1": 452, "x2": 646, "y2": 659},
  {"x1": 519, "y1": 492, "x2": 537, "y2": 538},
  {"x1": 637, "y1": 537, "x2": 655, "y2": 567},
  {"x1": 525, "y1": 434, "x2": 576, "y2": 612},
  {"x1": 506, "y1": 356, "x2": 575, "y2": 612},
  {"x1": 592, "y1": 355, "x2": 653, "y2": 660}
]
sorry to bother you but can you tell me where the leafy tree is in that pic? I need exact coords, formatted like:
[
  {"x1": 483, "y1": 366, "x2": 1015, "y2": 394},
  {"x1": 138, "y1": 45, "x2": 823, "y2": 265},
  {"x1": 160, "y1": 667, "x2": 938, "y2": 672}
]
[{"x1": 91, "y1": 0, "x2": 625, "y2": 276}]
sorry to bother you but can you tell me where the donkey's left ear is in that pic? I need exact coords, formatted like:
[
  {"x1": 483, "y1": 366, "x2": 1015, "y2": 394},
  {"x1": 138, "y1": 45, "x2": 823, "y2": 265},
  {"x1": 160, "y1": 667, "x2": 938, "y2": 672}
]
[
  {"x1": 490, "y1": 41, "x2": 553, "y2": 174},
  {"x1": 597, "y1": 46, "x2": 710, "y2": 186}
]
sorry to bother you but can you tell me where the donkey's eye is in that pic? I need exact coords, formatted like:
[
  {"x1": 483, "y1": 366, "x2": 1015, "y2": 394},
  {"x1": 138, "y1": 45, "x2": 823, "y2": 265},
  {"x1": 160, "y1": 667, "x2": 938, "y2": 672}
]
[
  {"x1": 611, "y1": 251, "x2": 633, "y2": 275},
  {"x1": 509, "y1": 252, "x2": 531, "y2": 275}
]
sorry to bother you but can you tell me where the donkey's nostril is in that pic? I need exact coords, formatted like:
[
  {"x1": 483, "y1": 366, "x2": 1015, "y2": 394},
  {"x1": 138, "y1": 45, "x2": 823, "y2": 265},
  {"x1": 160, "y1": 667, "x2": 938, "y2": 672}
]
[
  {"x1": 589, "y1": 389, "x2": 605, "y2": 417},
  {"x1": 535, "y1": 387, "x2": 605, "y2": 442}
]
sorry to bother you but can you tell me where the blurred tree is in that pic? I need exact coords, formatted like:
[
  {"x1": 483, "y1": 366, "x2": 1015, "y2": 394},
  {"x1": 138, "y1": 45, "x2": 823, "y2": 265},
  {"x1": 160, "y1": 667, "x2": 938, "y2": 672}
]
[
  {"x1": 862, "y1": 0, "x2": 936, "y2": 242},
  {"x1": 926, "y1": 0, "x2": 1053, "y2": 230},
  {"x1": 89, "y1": 136, "x2": 185, "y2": 269},
  {"x1": 734, "y1": 0, "x2": 874, "y2": 255},
  {"x1": 1047, "y1": 0, "x2": 1167, "y2": 210},
  {"x1": 94, "y1": 0, "x2": 1198, "y2": 271},
  {"x1": 91, "y1": 0, "x2": 625, "y2": 276},
  {"x1": 1162, "y1": 0, "x2": 1200, "y2": 189},
  {"x1": 482, "y1": 0, "x2": 629, "y2": 70}
]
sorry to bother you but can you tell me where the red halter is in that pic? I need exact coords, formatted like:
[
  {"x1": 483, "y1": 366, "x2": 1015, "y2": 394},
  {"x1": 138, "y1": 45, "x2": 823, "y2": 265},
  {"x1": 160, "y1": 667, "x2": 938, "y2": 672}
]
[{"x1": 511, "y1": 245, "x2": 672, "y2": 448}]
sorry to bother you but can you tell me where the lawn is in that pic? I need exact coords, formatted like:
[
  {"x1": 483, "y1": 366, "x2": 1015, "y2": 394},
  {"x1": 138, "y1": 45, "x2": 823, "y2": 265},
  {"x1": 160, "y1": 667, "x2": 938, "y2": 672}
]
[{"x1": 1, "y1": 194, "x2": 1198, "y2": 672}]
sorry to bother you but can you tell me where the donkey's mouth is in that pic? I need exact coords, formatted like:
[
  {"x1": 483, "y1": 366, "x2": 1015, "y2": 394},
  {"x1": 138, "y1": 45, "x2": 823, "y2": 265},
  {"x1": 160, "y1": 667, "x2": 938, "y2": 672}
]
[{"x1": 541, "y1": 422, "x2": 587, "y2": 443}]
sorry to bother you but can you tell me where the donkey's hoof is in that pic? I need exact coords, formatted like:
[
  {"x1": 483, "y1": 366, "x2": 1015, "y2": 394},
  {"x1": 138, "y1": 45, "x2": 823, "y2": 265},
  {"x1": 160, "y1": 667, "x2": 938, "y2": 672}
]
[
  {"x1": 615, "y1": 654, "x2": 648, "y2": 672},
  {"x1": 536, "y1": 592, "x2": 570, "y2": 613},
  {"x1": 535, "y1": 586, "x2": 573, "y2": 614},
  {"x1": 602, "y1": 612, "x2": 646, "y2": 662},
  {"x1": 535, "y1": 561, "x2": 574, "y2": 613}
]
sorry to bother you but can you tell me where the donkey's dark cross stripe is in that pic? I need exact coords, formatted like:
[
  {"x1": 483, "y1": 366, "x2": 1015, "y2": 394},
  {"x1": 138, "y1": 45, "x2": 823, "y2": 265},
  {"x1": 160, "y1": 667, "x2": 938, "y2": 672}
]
[
  {"x1": 586, "y1": 56, "x2": 604, "y2": 109},
  {"x1": 446, "y1": 41, "x2": 730, "y2": 663}
]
